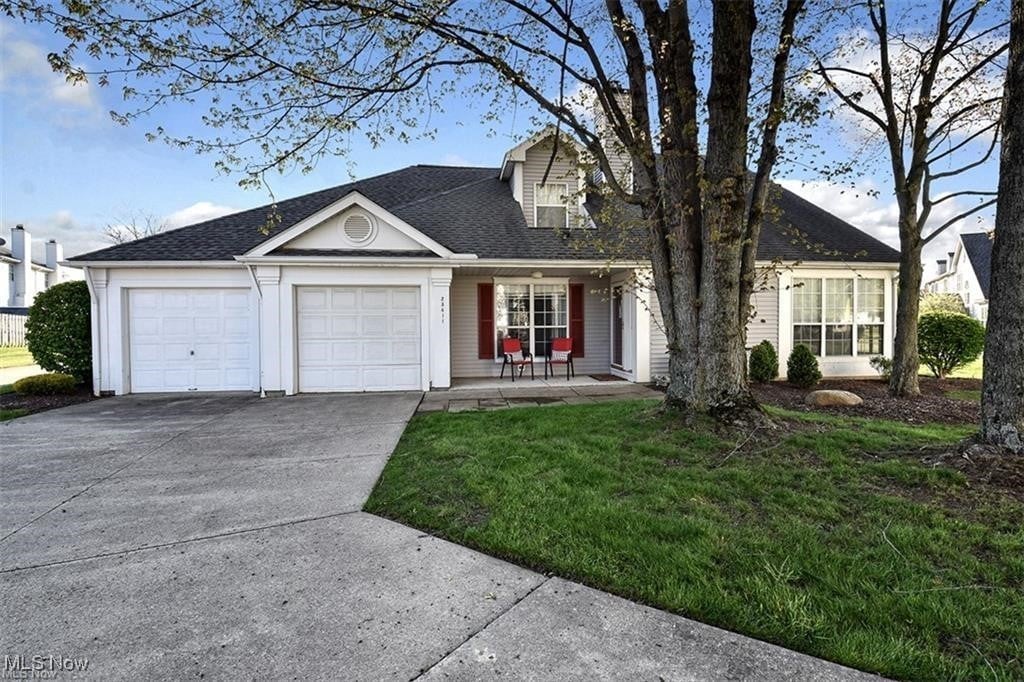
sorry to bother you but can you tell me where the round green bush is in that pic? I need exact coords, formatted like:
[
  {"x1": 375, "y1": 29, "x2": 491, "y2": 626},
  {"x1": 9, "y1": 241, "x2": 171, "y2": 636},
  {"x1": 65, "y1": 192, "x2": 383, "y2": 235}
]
[
  {"x1": 918, "y1": 312, "x2": 985, "y2": 379},
  {"x1": 25, "y1": 280, "x2": 91, "y2": 382},
  {"x1": 919, "y1": 292, "x2": 969, "y2": 317},
  {"x1": 749, "y1": 340, "x2": 779, "y2": 383},
  {"x1": 787, "y1": 344, "x2": 822, "y2": 388},
  {"x1": 13, "y1": 373, "x2": 78, "y2": 396}
]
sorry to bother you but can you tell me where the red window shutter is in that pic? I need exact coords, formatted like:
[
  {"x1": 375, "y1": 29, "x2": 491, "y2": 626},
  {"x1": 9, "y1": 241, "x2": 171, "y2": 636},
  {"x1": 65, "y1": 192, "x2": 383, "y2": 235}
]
[
  {"x1": 569, "y1": 282, "x2": 585, "y2": 358},
  {"x1": 478, "y1": 282, "x2": 495, "y2": 359}
]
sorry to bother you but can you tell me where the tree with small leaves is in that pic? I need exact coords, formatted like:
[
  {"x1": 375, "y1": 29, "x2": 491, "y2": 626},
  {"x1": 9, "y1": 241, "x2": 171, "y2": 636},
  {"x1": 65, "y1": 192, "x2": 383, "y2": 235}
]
[{"x1": 810, "y1": 0, "x2": 1007, "y2": 398}]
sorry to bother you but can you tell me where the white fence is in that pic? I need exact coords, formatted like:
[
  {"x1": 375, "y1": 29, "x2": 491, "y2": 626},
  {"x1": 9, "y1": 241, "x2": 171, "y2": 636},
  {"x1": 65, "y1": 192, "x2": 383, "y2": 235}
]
[{"x1": 1, "y1": 311, "x2": 28, "y2": 346}]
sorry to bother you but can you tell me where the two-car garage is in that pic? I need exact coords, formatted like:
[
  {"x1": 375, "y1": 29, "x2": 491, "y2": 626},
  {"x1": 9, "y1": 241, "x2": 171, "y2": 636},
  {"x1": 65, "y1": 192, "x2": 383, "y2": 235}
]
[{"x1": 123, "y1": 282, "x2": 424, "y2": 394}]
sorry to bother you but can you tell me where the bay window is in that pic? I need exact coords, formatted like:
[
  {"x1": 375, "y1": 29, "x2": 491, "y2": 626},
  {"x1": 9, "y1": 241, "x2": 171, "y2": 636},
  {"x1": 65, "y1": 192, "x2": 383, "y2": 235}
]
[
  {"x1": 792, "y1": 277, "x2": 886, "y2": 357},
  {"x1": 535, "y1": 183, "x2": 569, "y2": 228},
  {"x1": 495, "y1": 281, "x2": 568, "y2": 358}
]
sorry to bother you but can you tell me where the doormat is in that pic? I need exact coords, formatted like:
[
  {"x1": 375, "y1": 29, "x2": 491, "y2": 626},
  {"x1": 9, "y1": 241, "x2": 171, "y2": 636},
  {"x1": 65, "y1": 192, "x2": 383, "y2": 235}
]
[{"x1": 588, "y1": 374, "x2": 626, "y2": 382}]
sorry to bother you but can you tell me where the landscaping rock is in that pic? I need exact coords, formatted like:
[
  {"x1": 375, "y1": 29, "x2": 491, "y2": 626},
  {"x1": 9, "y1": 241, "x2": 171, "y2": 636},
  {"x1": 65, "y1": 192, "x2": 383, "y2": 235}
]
[{"x1": 804, "y1": 390, "x2": 863, "y2": 407}]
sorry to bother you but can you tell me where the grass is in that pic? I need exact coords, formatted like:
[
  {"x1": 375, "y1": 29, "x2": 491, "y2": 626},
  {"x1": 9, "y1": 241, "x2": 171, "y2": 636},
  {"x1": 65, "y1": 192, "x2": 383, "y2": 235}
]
[
  {"x1": 0, "y1": 346, "x2": 34, "y2": 369},
  {"x1": 0, "y1": 384, "x2": 13, "y2": 396},
  {"x1": 0, "y1": 408, "x2": 28, "y2": 421},
  {"x1": 366, "y1": 400, "x2": 1023, "y2": 681}
]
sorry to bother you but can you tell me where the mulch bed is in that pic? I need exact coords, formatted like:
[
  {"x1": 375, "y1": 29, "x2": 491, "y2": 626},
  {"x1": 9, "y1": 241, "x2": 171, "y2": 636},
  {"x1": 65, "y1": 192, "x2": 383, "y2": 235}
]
[
  {"x1": 1, "y1": 387, "x2": 97, "y2": 417},
  {"x1": 753, "y1": 377, "x2": 981, "y2": 425}
]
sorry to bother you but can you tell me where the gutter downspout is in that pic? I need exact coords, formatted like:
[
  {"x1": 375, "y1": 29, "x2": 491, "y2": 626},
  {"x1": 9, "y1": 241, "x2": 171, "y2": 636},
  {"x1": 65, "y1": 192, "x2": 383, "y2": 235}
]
[
  {"x1": 82, "y1": 266, "x2": 101, "y2": 397},
  {"x1": 244, "y1": 263, "x2": 266, "y2": 398}
]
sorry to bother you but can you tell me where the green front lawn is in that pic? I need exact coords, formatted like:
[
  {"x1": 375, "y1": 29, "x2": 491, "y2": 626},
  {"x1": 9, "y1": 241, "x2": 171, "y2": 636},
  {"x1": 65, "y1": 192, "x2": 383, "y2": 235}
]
[
  {"x1": 0, "y1": 346, "x2": 34, "y2": 369},
  {"x1": 0, "y1": 408, "x2": 28, "y2": 421},
  {"x1": 366, "y1": 400, "x2": 1023, "y2": 681}
]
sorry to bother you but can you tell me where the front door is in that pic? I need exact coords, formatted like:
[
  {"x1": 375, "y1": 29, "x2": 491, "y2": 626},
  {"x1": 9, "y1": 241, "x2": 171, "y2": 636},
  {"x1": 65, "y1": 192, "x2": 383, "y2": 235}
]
[{"x1": 612, "y1": 285, "x2": 624, "y2": 368}]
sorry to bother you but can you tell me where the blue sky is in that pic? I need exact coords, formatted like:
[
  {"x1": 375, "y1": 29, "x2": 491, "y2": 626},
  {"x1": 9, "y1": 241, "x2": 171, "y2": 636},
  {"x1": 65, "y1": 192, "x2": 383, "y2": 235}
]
[{"x1": 0, "y1": 12, "x2": 1000, "y2": 278}]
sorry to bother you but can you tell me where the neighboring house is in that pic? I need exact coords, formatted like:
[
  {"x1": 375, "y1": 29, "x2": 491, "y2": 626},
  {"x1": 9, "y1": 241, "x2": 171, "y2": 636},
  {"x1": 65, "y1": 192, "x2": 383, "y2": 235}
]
[
  {"x1": 0, "y1": 225, "x2": 83, "y2": 310},
  {"x1": 922, "y1": 232, "x2": 992, "y2": 322},
  {"x1": 69, "y1": 125, "x2": 900, "y2": 396}
]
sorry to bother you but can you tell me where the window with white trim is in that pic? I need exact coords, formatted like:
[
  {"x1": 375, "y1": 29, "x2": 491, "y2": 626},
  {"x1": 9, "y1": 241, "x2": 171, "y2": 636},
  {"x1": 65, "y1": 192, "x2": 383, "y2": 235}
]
[
  {"x1": 792, "y1": 277, "x2": 886, "y2": 357},
  {"x1": 495, "y1": 281, "x2": 568, "y2": 358},
  {"x1": 534, "y1": 183, "x2": 569, "y2": 228}
]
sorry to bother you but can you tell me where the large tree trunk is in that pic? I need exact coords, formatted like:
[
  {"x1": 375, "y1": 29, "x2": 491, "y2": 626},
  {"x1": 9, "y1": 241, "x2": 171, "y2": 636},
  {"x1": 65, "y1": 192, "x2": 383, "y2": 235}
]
[
  {"x1": 890, "y1": 219, "x2": 924, "y2": 397},
  {"x1": 980, "y1": 0, "x2": 1024, "y2": 454},
  {"x1": 654, "y1": 1, "x2": 758, "y2": 417}
]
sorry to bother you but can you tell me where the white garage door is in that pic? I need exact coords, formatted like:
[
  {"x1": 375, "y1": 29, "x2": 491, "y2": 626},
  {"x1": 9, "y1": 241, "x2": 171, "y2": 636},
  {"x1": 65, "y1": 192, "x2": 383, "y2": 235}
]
[
  {"x1": 297, "y1": 286, "x2": 421, "y2": 392},
  {"x1": 128, "y1": 289, "x2": 255, "y2": 393}
]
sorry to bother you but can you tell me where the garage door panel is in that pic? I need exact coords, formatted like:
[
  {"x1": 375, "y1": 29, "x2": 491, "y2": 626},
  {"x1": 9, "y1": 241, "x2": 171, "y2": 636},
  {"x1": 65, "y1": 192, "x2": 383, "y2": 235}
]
[
  {"x1": 391, "y1": 314, "x2": 419, "y2": 335},
  {"x1": 392, "y1": 289, "x2": 419, "y2": 310},
  {"x1": 129, "y1": 289, "x2": 254, "y2": 393},
  {"x1": 332, "y1": 341, "x2": 361, "y2": 363},
  {"x1": 331, "y1": 289, "x2": 359, "y2": 309},
  {"x1": 297, "y1": 286, "x2": 421, "y2": 393},
  {"x1": 362, "y1": 315, "x2": 388, "y2": 335},
  {"x1": 298, "y1": 288, "x2": 329, "y2": 310},
  {"x1": 299, "y1": 314, "x2": 329, "y2": 337},
  {"x1": 331, "y1": 315, "x2": 359, "y2": 336}
]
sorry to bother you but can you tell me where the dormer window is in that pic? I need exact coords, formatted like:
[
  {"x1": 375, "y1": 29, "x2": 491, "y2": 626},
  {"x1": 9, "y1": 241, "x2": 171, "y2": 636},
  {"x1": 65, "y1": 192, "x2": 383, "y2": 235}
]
[{"x1": 535, "y1": 183, "x2": 569, "y2": 228}]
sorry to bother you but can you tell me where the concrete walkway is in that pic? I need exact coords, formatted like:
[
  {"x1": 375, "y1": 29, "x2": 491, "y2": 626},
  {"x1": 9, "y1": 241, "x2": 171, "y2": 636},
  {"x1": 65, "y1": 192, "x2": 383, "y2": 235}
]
[
  {"x1": 0, "y1": 394, "x2": 875, "y2": 680},
  {"x1": 420, "y1": 381, "x2": 663, "y2": 413}
]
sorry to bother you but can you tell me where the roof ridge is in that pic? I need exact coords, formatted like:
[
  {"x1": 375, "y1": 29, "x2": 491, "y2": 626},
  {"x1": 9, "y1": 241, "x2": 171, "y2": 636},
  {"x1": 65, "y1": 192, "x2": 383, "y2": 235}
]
[{"x1": 389, "y1": 175, "x2": 499, "y2": 211}]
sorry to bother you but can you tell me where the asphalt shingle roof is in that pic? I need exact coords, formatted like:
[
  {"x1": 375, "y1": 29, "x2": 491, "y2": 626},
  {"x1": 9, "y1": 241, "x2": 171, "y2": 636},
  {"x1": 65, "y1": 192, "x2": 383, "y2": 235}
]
[
  {"x1": 960, "y1": 232, "x2": 993, "y2": 298},
  {"x1": 69, "y1": 164, "x2": 899, "y2": 264}
]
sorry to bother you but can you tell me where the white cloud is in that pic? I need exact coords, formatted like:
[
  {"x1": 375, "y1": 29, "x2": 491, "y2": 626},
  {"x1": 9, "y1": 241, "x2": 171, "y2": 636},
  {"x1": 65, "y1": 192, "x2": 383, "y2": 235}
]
[
  {"x1": 777, "y1": 177, "x2": 994, "y2": 279},
  {"x1": 440, "y1": 153, "x2": 471, "y2": 167},
  {"x1": 2, "y1": 211, "x2": 106, "y2": 260},
  {"x1": 0, "y1": 21, "x2": 101, "y2": 120},
  {"x1": 164, "y1": 201, "x2": 237, "y2": 229}
]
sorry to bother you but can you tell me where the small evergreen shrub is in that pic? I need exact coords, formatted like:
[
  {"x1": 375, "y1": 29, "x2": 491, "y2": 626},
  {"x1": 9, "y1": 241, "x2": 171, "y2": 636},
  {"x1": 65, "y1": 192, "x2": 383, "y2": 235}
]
[
  {"x1": 13, "y1": 373, "x2": 78, "y2": 396},
  {"x1": 918, "y1": 312, "x2": 985, "y2": 379},
  {"x1": 787, "y1": 344, "x2": 822, "y2": 388},
  {"x1": 25, "y1": 280, "x2": 91, "y2": 382},
  {"x1": 749, "y1": 340, "x2": 779, "y2": 383},
  {"x1": 869, "y1": 356, "x2": 893, "y2": 380}
]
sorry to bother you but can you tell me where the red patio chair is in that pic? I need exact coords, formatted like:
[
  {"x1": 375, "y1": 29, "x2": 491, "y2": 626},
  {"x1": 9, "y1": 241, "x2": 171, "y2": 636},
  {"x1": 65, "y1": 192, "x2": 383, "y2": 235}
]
[
  {"x1": 545, "y1": 337, "x2": 575, "y2": 380},
  {"x1": 500, "y1": 338, "x2": 534, "y2": 382}
]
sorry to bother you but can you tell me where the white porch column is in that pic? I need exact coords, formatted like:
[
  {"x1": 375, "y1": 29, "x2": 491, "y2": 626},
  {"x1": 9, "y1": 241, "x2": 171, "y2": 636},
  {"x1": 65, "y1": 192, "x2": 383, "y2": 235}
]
[
  {"x1": 85, "y1": 267, "x2": 108, "y2": 395},
  {"x1": 777, "y1": 270, "x2": 793, "y2": 364},
  {"x1": 429, "y1": 267, "x2": 453, "y2": 389},
  {"x1": 255, "y1": 265, "x2": 283, "y2": 393},
  {"x1": 633, "y1": 270, "x2": 652, "y2": 383}
]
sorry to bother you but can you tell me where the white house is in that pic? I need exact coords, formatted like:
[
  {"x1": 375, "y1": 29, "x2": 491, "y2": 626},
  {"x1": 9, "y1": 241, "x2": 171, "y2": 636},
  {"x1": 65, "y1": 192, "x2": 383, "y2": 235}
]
[
  {"x1": 922, "y1": 232, "x2": 992, "y2": 322},
  {"x1": 69, "y1": 130, "x2": 900, "y2": 396},
  {"x1": 0, "y1": 225, "x2": 82, "y2": 310}
]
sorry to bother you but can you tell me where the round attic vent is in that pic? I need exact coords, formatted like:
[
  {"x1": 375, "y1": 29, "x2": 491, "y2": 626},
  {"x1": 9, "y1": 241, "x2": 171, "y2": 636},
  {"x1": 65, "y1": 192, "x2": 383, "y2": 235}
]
[{"x1": 342, "y1": 213, "x2": 375, "y2": 244}]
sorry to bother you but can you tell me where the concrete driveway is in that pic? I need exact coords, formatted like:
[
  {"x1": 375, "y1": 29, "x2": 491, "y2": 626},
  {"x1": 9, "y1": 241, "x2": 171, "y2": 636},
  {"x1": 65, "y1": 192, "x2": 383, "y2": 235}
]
[{"x1": 1, "y1": 394, "x2": 874, "y2": 680}]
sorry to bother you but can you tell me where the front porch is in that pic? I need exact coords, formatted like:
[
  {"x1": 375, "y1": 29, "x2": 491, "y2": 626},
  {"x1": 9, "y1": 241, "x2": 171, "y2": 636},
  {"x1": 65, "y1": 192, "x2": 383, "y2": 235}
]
[
  {"x1": 420, "y1": 376, "x2": 662, "y2": 413},
  {"x1": 447, "y1": 266, "x2": 651, "y2": 386}
]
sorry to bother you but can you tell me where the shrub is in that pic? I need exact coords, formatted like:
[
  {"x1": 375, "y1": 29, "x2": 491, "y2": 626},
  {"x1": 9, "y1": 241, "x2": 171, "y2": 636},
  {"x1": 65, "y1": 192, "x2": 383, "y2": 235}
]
[
  {"x1": 26, "y1": 280, "x2": 91, "y2": 382},
  {"x1": 918, "y1": 312, "x2": 985, "y2": 379},
  {"x1": 749, "y1": 340, "x2": 779, "y2": 383},
  {"x1": 13, "y1": 373, "x2": 78, "y2": 396},
  {"x1": 787, "y1": 344, "x2": 822, "y2": 388},
  {"x1": 869, "y1": 356, "x2": 893, "y2": 380},
  {"x1": 919, "y1": 292, "x2": 969, "y2": 317}
]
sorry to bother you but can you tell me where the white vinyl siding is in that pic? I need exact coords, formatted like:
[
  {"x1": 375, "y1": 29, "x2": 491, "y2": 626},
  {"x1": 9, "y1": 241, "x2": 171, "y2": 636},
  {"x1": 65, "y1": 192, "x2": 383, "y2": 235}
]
[
  {"x1": 451, "y1": 275, "x2": 610, "y2": 377},
  {"x1": 522, "y1": 140, "x2": 581, "y2": 228}
]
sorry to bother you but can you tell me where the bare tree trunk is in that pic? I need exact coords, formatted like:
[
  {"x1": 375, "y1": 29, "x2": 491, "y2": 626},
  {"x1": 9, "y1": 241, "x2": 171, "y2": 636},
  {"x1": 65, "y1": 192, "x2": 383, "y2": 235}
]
[
  {"x1": 694, "y1": 0, "x2": 758, "y2": 416},
  {"x1": 890, "y1": 221, "x2": 924, "y2": 397},
  {"x1": 980, "y1": 0, "x2": 1024, "y2": 454}
]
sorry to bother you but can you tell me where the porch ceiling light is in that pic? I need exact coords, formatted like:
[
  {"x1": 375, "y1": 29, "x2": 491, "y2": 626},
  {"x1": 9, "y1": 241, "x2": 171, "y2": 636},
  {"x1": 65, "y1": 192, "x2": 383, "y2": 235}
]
[{"x1": 531, "y1": 271, "x2": 543, "y2": 279}]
